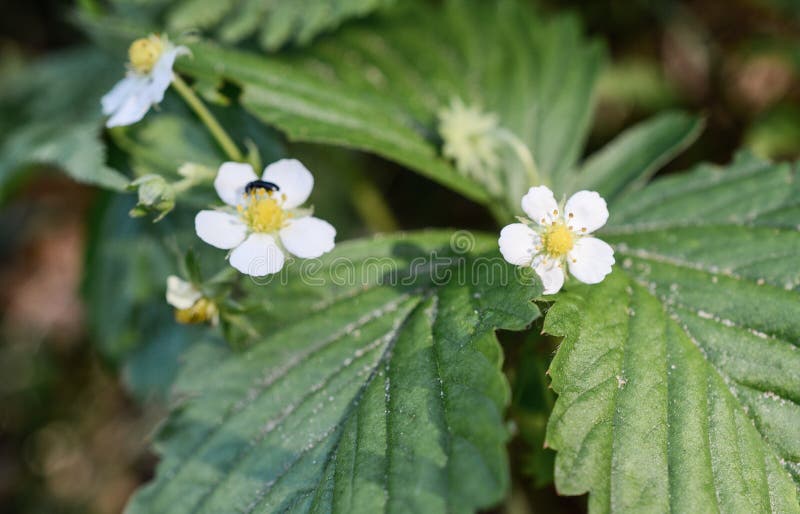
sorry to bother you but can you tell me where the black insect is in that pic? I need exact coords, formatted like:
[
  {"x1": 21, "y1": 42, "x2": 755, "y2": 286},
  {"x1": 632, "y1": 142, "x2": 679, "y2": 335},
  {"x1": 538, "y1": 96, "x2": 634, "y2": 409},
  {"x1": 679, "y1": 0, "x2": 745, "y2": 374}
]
[{"x1": 244, "y1": 180, "x2": 280, "y2": 194}]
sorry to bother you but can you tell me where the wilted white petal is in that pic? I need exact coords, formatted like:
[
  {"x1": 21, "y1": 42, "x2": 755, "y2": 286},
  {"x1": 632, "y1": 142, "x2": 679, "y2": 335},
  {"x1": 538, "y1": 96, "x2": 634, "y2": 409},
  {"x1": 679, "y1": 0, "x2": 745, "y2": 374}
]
[
  {"x1": 102, "y1": 41, "x2": 187, "y2": 128},
  {"x1": 521, "y1": 186, "x2": 560, "y2": 226},
  {"x1": 533, "y1": 258, "x2": 565, "y2": 295},
  {"x1": 214, "y1": 162, "x2": 258, "y2": 206},
  {"x1": 101, "y1": 76, "x2": 143, "y2": 115},
  {"x1": 498, "y1": 223, "x2": 539, "y2": 266},
  {"x1": 280, "y1": 216, "x2": 336, "y2": 259},
  {"x1": 568, "y1": 237, "x2": 615, "y2": 284},
  {"x1": 148, "y1": 46, "x2": 186, "y2": 98},
  {"x1": 195, "y1": 210, "x2": 247, "y2": 249},
  {"x1": 564, "y1": 190, "x2": 609, "y2": 234},
  {"x1": 165, "y1": 275, "x2": 201, "y2": 310},
  {"x1": 262, "y1": 159, "x2": 314, "y2": 209},
  {"x1": 105, "y1": 83, "x2": 153, "y2": 128},
  {"x1": 229, "y1": 233, "x2": 285, "y2": 276}
]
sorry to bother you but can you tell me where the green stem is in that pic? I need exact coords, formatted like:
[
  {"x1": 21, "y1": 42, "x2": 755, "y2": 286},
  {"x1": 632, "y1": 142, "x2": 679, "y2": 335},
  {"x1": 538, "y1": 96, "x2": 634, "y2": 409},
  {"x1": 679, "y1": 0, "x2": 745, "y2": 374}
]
[
  {"x1": 172, "y1": 165, "x2": 216, "y2": 193},
  {"x1": 171, "y1": 74, "x2": 244, "y2": 162},
  {"x1": 351, "y1": 178, "x2": 399, "y2": 233},
  {"x1": 494, "y1": 128, "x2": 542, "y2": 187},
  {"x1": 172, "y1": 177, "x2": 200, "y2": 194},
  {"x1": 207, "y1": 265, "x2": 240, "y2": 286}
]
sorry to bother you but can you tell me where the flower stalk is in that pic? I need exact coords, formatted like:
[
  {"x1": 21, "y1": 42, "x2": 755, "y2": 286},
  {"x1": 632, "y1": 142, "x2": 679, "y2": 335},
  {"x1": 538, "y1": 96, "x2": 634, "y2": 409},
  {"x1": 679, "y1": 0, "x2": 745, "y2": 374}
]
[
  {"x1": 493, "y1": 127, "x2": 542, "y2": 188},
  {"x1": 171, "y1": 74, "x2": 244, "y2": 162}
]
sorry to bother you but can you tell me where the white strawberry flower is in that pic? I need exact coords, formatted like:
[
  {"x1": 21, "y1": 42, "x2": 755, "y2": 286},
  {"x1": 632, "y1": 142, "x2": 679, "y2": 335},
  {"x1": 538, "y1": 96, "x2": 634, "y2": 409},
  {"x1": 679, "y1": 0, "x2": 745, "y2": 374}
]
[
  {"x1": 101, "y1": 34, "x2": 189, "y2": 128},
  {"x1": 195, "y1": 159, "x2": 336, "y2": 277},
  {"x1": 499, "y1": 186, "x2": 615, "y2": 294}
]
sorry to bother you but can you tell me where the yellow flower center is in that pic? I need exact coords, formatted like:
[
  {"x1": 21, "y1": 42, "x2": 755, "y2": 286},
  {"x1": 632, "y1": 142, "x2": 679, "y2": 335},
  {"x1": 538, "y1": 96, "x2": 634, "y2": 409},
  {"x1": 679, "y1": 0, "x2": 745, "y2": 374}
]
[
  {"x1": 543, "y1": 223, "x2": 574, "y2": 257},
  {"x1": 237, "y1": 189, "x2": 289, "y2": 233},
  {"x1": 175, "y1": 298, "x2": 218, "y2": 324},
  {"x1": 128, "y1": 36, "x2": 164, "y2": 74}
]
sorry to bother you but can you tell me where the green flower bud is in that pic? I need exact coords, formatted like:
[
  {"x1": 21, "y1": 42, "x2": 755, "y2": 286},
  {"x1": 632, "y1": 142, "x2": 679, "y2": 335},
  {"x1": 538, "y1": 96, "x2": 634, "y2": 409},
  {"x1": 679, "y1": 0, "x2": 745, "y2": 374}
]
[{"x1": 128, "y1": 174, "x2": 175, "y2": 221}]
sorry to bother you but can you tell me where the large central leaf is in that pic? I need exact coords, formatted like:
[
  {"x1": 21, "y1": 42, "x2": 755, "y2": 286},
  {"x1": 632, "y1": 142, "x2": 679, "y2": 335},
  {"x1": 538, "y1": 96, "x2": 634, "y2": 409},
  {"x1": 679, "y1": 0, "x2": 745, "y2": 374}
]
[
  {"x1": 126, "y1": 231, "x2": 541, "y2": 513},
  {"x1": 545, "y1": 153, "x2": 800, "y2": 512}
]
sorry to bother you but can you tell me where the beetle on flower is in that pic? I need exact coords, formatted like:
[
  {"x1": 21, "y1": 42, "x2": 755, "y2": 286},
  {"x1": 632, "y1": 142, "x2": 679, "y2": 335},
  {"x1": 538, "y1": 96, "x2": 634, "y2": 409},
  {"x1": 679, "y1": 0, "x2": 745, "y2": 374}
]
[
  {"x1": 101, "y1": 34, "x2": 189, "y2": 128},
  {"x1": 195, "y1": 159, "x2": 336, "y2": 277},
  {"x1": 499, "y1": 185, "x2": 615, "y2": 294}
]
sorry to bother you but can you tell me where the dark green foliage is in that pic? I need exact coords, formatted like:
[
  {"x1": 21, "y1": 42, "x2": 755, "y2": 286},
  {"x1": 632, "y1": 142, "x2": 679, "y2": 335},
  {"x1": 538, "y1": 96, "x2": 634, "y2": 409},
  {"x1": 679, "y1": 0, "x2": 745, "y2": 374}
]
[
  {"x1": 126, "y1": 232, "x2": 542, "y2": 513},
  {"x1": 545, "y1": 154, "x2": 800, "y2": 512}
]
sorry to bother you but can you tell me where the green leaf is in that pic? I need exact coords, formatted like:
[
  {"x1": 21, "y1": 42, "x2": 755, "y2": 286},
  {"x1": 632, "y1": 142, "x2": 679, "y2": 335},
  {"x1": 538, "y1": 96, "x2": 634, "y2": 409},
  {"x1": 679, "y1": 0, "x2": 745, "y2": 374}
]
[
  {"x1": 83, "y1": 101, "x2": 284, "y2": 400},
  {"x1": 174, "y1": 0, "x2": 605, "y2": 213},
  {"x1": 0, "y1": 47, "x2": 128, "y2": 199},
  {"x1": 544, "y1": 153, "x2": 800, "y2": 512},
  {"x1": 111, "y1": 0, "x2": 396, "y2": 51},
  {"x1": 83, "y1": 193, "x2": 209, "y2": 400},
  {"x1": 125, "y1": 231, "x2": 541, "y2": 513},
  {"x1": 510, "y1": 342, "x2": 557, "y2": 488},
  {"x1": 569, "y1": 111, "x2": 704, "y2": 202},
  {"x1": 112, "y1": 114, "x2": 221, "y2": 177}
]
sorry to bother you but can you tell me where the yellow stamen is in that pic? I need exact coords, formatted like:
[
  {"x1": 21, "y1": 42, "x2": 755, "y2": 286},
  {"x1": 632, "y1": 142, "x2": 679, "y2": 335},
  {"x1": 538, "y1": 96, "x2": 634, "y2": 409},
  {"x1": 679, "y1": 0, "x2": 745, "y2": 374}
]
[
  {"x1": 128, "y1": 36, "x2": 165, "y2": 74},
  {"x1": 237, "y1": 190, "x2": 290, "y2": 233},
  {"x1": 175, "y1": 298, "x2": 218, "y2": 324},
  {"x1": 543, "y1": 223, "x2": 574, "y2": 257}
]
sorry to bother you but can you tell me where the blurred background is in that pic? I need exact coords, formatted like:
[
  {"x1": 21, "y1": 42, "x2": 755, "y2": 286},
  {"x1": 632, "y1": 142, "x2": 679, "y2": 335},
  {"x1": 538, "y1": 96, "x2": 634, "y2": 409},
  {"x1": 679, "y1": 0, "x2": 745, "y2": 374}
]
[{"x1": 0, "y1": 0, "x2": 798, "y2": 513}]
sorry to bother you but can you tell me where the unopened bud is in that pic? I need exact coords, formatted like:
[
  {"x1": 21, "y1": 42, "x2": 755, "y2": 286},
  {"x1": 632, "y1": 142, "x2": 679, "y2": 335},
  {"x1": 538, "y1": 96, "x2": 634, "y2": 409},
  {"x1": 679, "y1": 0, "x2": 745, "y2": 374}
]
[{"x1": 129, "y1": 174, "x2": 175, "y2": 221}]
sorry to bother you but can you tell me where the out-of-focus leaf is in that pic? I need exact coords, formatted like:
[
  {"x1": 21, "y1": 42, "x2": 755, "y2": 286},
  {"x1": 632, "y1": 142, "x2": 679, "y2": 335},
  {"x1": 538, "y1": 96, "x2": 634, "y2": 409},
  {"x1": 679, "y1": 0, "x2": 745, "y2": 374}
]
[
  {"x1": 104, "y1": 0, "x2": 395, "y2": 51},
  {"x1": 570, "y1": 111, "x2": 703, "y2": 201},
  {"x1": 125, "y1": 231, "x2": 541, "y2": 513},
  {"x1": 595, "y1": 59, "x2": 679, "y2": 112},
  {"x1": 0, "y1": 47, "x2": 128, "y2": 200},
  {"x1": 113, "y1": 115, "x2": 220, "y2": 177},
  {"x1": 83, "y1": 193, "x2": 210, "y2": 401},
  {"x1": 745, "y1": 105, "x2": 800, "y2": 161},
  {"x1": 511, "y1": 342, "x2": 556, "y2": 488},
  {"x1": 175, "y1": 0, "x2": 605, "y2": 215}
]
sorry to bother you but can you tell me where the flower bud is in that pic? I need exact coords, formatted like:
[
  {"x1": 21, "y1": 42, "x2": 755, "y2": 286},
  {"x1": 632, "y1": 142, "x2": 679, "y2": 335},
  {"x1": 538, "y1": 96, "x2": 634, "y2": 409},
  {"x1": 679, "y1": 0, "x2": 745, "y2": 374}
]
[
  {"x1": 165, "y1": 276, "x2": 219, "y2": 325},
  {"x1": 129, "y1": 174, "x2": 175, "y2": 221},
  {"x1": 174, "y1": 298, "x2": 219, "y2": 325}
]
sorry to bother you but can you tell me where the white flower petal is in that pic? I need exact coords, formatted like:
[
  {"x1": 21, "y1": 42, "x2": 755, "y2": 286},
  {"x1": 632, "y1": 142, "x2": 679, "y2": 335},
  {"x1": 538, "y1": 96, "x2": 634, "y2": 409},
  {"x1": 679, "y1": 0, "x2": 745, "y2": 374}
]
[
  {"x1": 280, "y1": 216, "x2": 336, "y2": 258},
  {"x1": 149, "y1": 46, "x2": 187, "y2": 97},
  {"x1": 214, "y1": 162, "x2": 258, "y2": 206},
  {"x1": 262, "y1": 159, "x2": 314, "y2": 209},
  {"x1": 229, "y1": 233, "x2": 285, "y2": 276},
  {"x1": 533, "y1": 258, "x2": 565, "y2": 295},
  {"x1": 521, "y1": 185, "x2": 560, "y2": 226},
  {"x1": 102, "y1": 43, "x2": 187, "y2": 128},
  {"x1": 105, "y1": 81, "x2": 154, "y2": 128},
  {"x1": 564, "y1": 190, "x2": 609, "y2": 234},
  {"x1": 101, "y1": 76, "x2": 143, "y2": 115},
  {"x1": 568, "y1": 237, "x2": 615, "y2": 284},
  {"x1": 195, "y1": 210, "x2": 247, "y2": 249},
  {"x1": 165, "y1": 275, "x2": 201, "y2": 310},
  {"x1": 498, "y1": 223, "x2": 539, "y2": 266}
]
